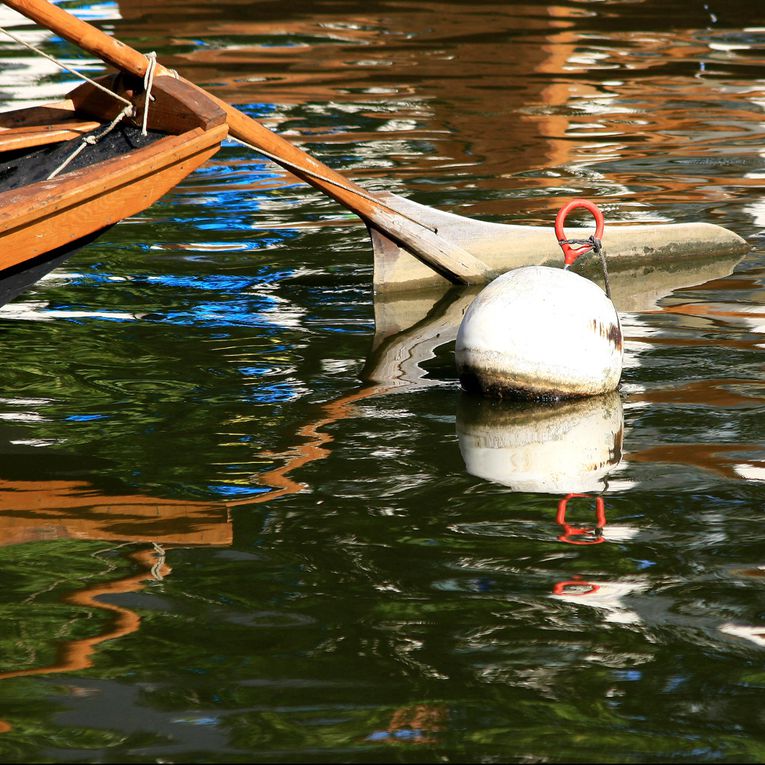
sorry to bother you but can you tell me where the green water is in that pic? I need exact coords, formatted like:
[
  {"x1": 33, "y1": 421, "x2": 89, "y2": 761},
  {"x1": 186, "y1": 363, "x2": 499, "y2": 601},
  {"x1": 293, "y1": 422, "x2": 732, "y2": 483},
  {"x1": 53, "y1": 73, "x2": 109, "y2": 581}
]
[{"x1": 0, "y1": 0, "x2": 763, "y2": 761}]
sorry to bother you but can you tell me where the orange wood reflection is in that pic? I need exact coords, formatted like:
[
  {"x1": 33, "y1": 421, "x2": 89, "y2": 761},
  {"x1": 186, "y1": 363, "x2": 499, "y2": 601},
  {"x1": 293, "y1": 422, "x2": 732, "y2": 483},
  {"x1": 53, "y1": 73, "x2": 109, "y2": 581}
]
[
  {"x1": 228, "y1": 383, "x2": 390, "y2": 506},
  {"x1": 0, "y1": 478, "x2": 232, "y2": 547},
  {"x1": 0, "y1": 547, "x2": 169, "y2": 681},
  {"x1": 629, "y1": 378, "x2": 764, "y2": 408},
  {"x1": 0, "y1": 480, "x2": 231, "y2": 728},
  {"x1": 629, "y1": 442, "x2": 763, "y2": 480}
]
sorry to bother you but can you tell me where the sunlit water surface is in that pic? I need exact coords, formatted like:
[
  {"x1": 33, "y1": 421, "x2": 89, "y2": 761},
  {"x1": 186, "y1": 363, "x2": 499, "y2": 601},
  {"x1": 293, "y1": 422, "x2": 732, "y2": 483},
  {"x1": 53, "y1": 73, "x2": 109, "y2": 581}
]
[{"x1": 0, "y1": 0, "x2": 763, "y2": 761}]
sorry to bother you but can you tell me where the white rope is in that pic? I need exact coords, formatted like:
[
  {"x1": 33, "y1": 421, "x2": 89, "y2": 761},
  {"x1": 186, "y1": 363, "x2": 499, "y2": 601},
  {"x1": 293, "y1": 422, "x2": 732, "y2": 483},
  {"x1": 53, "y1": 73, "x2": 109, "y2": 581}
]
[
  {"x1": 150, "y1": 543, "x2": 166, "y2": 581},
  {"x1": 229, "y1": 136, "x2": 437, "y2": 233},
  {"x1": 141, "y1": 51, "x2": 157, "y2": 136},
  {"x1": 47, "y1": 103, "x2": 133, "y2": 179},
  {"x1": 0, "y1": 25, "x2": 165, "y2": 178},
  {"x1": 0, "y1": 23, "x2": 134, "y2": 110}
]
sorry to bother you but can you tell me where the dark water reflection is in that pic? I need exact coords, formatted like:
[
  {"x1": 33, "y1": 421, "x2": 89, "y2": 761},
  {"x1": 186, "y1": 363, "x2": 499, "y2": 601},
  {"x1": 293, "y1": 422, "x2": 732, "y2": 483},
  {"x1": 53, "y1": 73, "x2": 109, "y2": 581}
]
[{"x1": 0, "y1": 0, "x2": 763, "y2": 761}]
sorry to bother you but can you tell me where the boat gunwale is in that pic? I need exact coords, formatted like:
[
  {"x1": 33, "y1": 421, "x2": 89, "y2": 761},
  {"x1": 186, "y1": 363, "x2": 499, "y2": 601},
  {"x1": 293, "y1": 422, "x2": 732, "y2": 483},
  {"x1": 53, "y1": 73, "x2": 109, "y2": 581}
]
[
  {"x1": 0, "y1": 123, "x2": 227, "y2": 231},
  {"x1": 0, "y1": 122, "x2": 227, "y2": 274}
]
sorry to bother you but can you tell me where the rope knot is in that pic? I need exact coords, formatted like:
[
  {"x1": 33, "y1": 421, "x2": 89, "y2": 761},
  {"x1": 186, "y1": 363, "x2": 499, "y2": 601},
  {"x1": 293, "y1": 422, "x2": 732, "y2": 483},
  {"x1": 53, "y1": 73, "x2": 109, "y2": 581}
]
[{"x1": 556, "y1": 234, "x2": 601, "y2": 255}]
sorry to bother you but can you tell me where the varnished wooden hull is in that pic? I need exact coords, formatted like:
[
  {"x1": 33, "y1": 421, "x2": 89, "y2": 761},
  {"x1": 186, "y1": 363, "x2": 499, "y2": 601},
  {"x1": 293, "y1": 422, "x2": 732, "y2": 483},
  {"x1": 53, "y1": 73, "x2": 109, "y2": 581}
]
[
  {"x1": 0, "y1": 75, "x2": 228, "y2": 307},
  {"x1": 0, "y1": 228, "x2": 110, "y2": 307}
]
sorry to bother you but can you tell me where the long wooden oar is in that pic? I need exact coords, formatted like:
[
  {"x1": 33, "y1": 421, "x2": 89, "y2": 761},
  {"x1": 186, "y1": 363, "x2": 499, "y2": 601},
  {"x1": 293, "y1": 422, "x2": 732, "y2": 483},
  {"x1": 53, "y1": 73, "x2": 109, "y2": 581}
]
[{"x1": 3, "y1": 0, "x2": 750, "y2": 293}]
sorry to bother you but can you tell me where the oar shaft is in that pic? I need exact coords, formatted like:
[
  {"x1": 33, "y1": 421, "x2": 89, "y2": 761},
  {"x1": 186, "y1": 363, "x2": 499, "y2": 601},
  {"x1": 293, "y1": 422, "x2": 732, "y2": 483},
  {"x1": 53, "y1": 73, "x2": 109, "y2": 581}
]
[{"x1": 4, "y1": 0, "x2": 489, "y2": 284}]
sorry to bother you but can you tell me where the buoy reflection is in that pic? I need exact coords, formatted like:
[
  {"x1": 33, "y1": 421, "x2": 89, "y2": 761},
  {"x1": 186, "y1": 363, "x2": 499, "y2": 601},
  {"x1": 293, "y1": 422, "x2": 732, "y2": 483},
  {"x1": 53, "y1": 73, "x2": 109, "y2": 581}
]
[{"x1": 456, "y1": 391, "x2": 623, "y2": 493}]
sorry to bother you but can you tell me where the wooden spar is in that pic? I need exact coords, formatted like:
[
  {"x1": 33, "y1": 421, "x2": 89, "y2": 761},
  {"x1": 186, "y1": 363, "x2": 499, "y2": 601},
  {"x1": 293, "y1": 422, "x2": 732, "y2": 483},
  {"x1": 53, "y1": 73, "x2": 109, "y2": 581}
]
[
  {"x1": 2, "y1": 0, "x2": 490, "y2": 286},
  {"x1": 3, "y1": 0, "x2": 750, "y2": 292}
]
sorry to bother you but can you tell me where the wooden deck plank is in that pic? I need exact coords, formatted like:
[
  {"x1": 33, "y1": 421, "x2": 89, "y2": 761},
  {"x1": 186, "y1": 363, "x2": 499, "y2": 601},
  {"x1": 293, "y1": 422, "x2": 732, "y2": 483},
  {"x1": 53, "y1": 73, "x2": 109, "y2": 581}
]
[{"x1": 0, "y1": 120, "x2": 102, "y2": 152}]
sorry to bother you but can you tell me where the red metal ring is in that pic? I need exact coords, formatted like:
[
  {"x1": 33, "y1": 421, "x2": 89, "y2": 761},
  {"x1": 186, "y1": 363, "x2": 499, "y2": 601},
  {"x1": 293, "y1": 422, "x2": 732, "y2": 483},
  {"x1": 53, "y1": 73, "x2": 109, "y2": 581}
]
[{"x1": 554, "y1": 199, "x2": 605, "y2": 266}]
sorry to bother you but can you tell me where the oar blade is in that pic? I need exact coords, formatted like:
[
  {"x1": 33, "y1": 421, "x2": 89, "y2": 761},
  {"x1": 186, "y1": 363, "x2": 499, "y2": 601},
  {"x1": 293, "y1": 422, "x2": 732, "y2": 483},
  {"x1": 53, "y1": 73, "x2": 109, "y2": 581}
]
[{"x1": 370, "y1": 191, "x2": 749, "y2": 292}]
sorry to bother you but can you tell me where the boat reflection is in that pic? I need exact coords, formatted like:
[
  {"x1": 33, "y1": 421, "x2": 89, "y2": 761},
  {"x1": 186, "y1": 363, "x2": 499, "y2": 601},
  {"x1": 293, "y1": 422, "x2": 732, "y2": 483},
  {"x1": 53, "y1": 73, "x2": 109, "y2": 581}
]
[
  {"x1": 595, "y1": 253, "x2": 745, "y2": 314},
  {"x1": 551, "y1": 558, "x2": 765, "y2": 645},
  {"x1": 551, "y1": 576, "x2": 647, "y2": 626},
  {"x1": 0, "y1": 477, "x2": 232, "y2": 547},
  {"x1": 549, "y1": 498, "x2": 765, "y2": 645},
  {"x1": 230, "y1": 251, "x2": 747, "y2": 506},
  {"x1": 371, "y1": 250, "x2": 745, "y2": 339},
  {"x1": 720, "y1": 623, "x2": 765, "y2": 648},
  {"x1": 0, "y1": 546, "x2": 171, "y2": 682},
  {"x1": 365, "y1": 286, "x2": 478, "y2": 385},
  {"x1": 0, "y1": 467, "x2": 232, "y2": 691}
]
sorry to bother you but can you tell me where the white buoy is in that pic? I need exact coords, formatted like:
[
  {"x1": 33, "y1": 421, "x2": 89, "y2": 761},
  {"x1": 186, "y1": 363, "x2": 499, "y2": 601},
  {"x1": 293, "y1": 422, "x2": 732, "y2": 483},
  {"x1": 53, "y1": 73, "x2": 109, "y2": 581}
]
[
  {"x1": 455, "y1": 265, "x2": 622, "y2": 399},
  {"x1": 457, "y1": 391, "x2": 623, "y2": 493}
]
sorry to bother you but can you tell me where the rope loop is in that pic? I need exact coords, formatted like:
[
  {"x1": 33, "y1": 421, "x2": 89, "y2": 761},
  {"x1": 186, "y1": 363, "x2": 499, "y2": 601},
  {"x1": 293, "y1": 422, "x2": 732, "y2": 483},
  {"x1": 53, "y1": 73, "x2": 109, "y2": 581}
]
[{"x1": 555, "y1": 199, "x2": 605, "y2": 266}]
